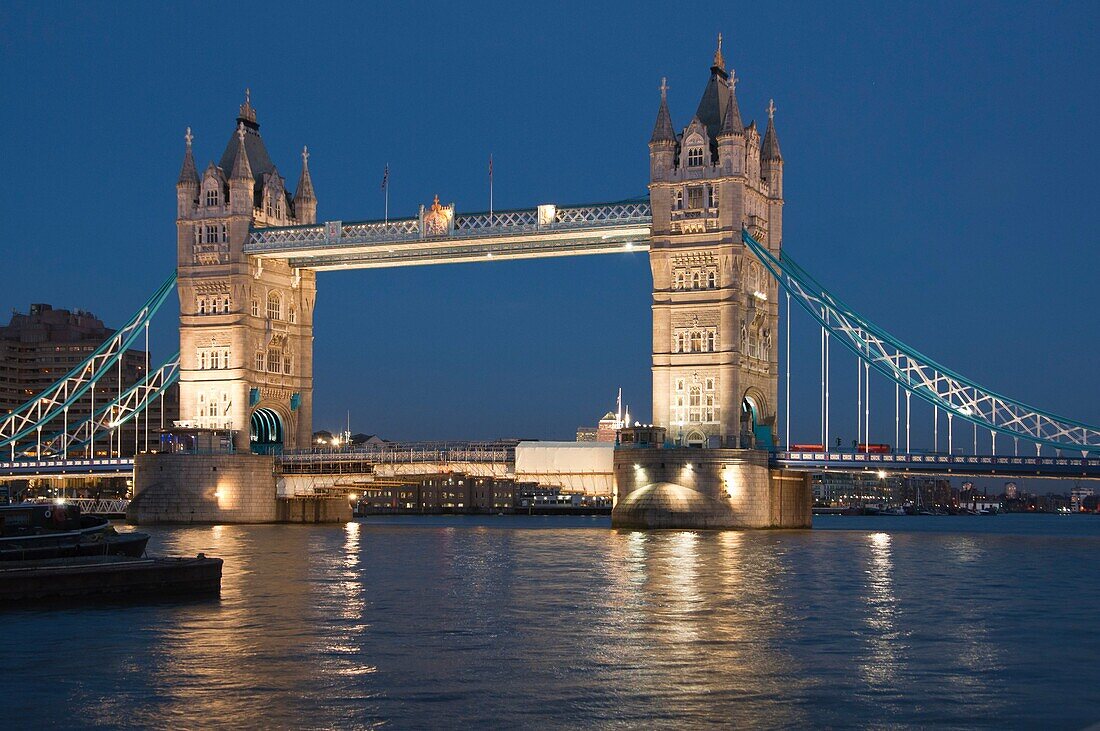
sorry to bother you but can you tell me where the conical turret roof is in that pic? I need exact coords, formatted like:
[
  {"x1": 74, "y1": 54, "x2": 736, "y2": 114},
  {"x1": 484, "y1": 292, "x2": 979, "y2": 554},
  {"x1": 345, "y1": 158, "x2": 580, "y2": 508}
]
[
  {"x1": 294, "y1": 146, "x2": 316, "y2": 202},
  {"x1": 229, "y1": 123, "x2": 253, "y2": 181},
  {"x1": 761, "y1": 100, "x2": 783, "y2": 161},
  {"x1": 650, "y1": 77, "x2": 676, "y2": 144},
  {"x1": 178, "y1": 127, "x2": 199, "y2": 186},
  {"x1": 718, "y1": 73, "x2": 743, "y2": 137}
]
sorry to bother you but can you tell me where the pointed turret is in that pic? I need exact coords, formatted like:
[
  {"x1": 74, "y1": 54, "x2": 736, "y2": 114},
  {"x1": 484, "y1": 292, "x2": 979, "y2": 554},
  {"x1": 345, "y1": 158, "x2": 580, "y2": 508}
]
[
  {"x1": 761, "y1": 99, "x2": 783, "y2": 162},
  {"x1": 649, "y1": 78, "x2": 677, "y2": 182},
  {"x1": 650, "y1": 77, "x2": 676, "y2": 144},
  {"x1": 230, "y1": 123, "x2": 253, "y2": 181},
  {"x1": 718, "y1": 72, "x2": 743, "y2": 137},
  {"x1": 178, "y1": 127, "x2": 199, "y2": 186},
  {"x1": 228, "y1": 122, "x2": 255, "y2": 213},
  {"x1": 294, "y1": 146, "x2": 317, "y2": 223}
]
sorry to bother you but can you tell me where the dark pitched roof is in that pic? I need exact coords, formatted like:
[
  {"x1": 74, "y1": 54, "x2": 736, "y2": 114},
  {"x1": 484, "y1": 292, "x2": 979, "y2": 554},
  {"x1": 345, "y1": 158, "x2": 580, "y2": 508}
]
[
  {"x1": 650, "y1": 96, "x2": 676, "y2": 144},
  {"x1": 219, "y1": 119, "x2": 275, "y2": 188},
  {"x1": 694, "y1": 67, "x2": 731, "y2": 151}
]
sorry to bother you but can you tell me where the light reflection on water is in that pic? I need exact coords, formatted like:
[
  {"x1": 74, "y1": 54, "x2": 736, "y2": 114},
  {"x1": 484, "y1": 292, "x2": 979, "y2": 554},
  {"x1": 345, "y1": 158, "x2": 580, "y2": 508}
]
[{"x1": 1, "y1": 515, "x2": 1098, "y2": 729}]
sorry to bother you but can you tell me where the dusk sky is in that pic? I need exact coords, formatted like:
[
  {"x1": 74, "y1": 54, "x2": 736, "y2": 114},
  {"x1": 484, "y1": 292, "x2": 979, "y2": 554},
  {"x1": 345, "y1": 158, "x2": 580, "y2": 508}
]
[{"x1": 1, "y1": 1, "x2": 1097, "y2": 448}]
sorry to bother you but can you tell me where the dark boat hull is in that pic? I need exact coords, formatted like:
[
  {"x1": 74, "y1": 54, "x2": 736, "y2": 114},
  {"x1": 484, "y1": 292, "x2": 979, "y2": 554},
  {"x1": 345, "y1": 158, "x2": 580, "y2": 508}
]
[{"x1": 0, "y1": 531, "x2": 149, "y2": 561}]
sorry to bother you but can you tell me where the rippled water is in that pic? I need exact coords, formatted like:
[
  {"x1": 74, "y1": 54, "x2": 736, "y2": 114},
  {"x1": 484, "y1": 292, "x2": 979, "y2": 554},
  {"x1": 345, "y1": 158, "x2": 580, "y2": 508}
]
[{"x1": 4, "y1": 515, "x2": 1099, "y2": 729}]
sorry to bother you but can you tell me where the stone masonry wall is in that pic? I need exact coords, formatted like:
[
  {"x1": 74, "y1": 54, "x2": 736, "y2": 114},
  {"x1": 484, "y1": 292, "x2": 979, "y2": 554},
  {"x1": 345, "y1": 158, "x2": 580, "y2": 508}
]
[{"x1": 129, "y1": 453, "x2": 278, "y2": 524}]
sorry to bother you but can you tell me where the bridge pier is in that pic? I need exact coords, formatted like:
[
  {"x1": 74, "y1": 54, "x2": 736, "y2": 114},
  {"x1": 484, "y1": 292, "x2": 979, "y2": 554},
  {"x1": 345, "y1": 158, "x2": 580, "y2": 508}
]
[
  {"x1": 128, "y1": 452, "x2": 349, "y2": 524},
  {"x1": 611, "y1": 445, "x2": 811, "y2": 530}
]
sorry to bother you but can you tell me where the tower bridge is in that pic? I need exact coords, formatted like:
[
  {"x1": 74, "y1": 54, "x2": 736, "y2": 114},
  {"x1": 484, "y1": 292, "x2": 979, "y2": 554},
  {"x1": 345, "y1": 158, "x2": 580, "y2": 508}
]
[{"x1": 5, "y1": 38, "x2": 1100, "y2": 527}]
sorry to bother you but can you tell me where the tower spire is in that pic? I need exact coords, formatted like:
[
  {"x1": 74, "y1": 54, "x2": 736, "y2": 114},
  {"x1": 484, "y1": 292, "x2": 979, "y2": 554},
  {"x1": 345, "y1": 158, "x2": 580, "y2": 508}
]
[
  {"x1": 718, "y1": 71, "x2": 744, "y2": 137},
  {"x1": 761, "y1": 99, "x2": 783, "y2": 161},
  {"x1": 650, "y1": 77, "x2": 676, "y2": 144},
  {"x1": 294, "y1": 145, "x2": 316, "y2": 202},
  {"x1": 177, "y1": 126, "x2": 199, "y2": 185},
  {"x1": 230, "y1": 122, "x2": 253, "y2": 180},
  {"x1": 712, "y1": 32, "x2": 725, "y2": 72}
]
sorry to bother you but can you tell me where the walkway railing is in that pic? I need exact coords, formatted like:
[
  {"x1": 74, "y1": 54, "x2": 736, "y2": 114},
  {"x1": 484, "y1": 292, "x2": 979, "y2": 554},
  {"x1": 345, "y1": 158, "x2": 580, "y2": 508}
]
[{"x1": 277, "y1": 441, "x2": 517, "y2": 473}]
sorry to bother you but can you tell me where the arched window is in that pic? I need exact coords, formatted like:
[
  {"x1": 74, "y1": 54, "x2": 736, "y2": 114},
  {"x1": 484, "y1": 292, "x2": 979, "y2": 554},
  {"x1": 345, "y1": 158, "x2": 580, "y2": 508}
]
[
  {"x1": 205, "y1": 188, "x2": 218, "y2": 207},
  {"x1": 197, "y1": 298, "x2": 207, "y2": 315},
  {"x1": 674, "y1": 189, "x2": 683, "y2": 210},
  {"x1": 222, "y1": 297, "x2": 231, "y2": 314},
  {"x1": 691, "y1": 272, "x2": 700, "y2": 289},
  {"x1": 689, "y1": 386, "x2": 702, "y2": 422},
  {"x1": 266, "y1": 292, "x2": 281, "y2": 321},
  {"x1": 706, "y1": 331, "x2": 716, "y2": 352},
  {"x1": 283, "y1": 354, "x2": 291, "y2": 375},
  {"x1": 199, "y1": 350, "x2": 207, "y2": 369},
  {"x1": 690, "y1": 331, "x2": 702, "y2": 353},
  {"x1": 686, "y1": 147, "x2": 704, "y2": 167},
  {"x1": 288, "y1": 306, "x2": 297, "y2": 324},
  {"x1": 251, "y1": 299, "x2": 259, "y2": 317},
  {"x1": 220, "y1": 224, "x2": 228, "y2": 242},
  {"x1": 707, "y1": 271, "x2": 717, "y2": 288},
  {"x1": 704, "y1": 395, "x2": 715, "y2": 422},
  {"x1": 211, "y1": 297, "x2": 220, "y2": 313}
]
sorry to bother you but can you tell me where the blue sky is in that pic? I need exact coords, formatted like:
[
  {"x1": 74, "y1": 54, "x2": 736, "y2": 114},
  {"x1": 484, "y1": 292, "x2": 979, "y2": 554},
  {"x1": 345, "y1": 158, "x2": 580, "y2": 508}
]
[{"x1": 0, "y1": 1, "x2": 1097, "y2": 449}]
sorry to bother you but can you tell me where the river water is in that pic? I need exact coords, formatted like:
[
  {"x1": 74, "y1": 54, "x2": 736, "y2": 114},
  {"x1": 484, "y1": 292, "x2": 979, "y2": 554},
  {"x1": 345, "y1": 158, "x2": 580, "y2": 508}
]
[{"x1": 4, "y1": 515, "x2": 1099, "y2": 729}]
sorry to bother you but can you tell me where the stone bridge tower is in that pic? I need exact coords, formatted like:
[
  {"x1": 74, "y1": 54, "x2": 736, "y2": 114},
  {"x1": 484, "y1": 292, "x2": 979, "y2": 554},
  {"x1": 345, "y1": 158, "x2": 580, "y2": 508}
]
[
  {"x1": 175, "y1": 92, "x2": 317, "y2": 452},
  {"x1": 648, "y1": 37, "x2": 784, "y2": 449}
]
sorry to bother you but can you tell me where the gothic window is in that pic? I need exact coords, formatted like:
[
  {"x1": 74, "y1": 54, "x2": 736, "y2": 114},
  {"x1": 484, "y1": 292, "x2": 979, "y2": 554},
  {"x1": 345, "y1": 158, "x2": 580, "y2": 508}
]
[
  {"x1": 689, "y1": 386, "x2": 701, "y2": 422},
  {"x1": 690, "y1": 331, "x2": 702, "y2": 353},
  {"x1": 211, "y1": 297, "x2": 220, "y2": 313},
  {"x1": 706, "y1": 331, "x2": 716, "y2": 352},
  {"x1": 220, "y1": 224, "x2": 228, "y2": 243},
  {"x1": 674, "y1": 189, "x2": 683, "y2": 210},
  {"x1": 199, "y1": 350, "x2": 208, "y2": 370},
  {"x1": 675, "y1": 379, "x2": 685, "y2": 392},
  {"x1": 197, "y1": 298, "x2": 207, "y2": 315},
  {"x1": 267, "y1": 349, "x2": 282, "y2": 373},
  {"x1": 691, "y1": 271, "x2": 701, "y2": 289},
  {"x1": 193, "y1": 226, "x2": 202, "y2": 245},
  {"x1": 275, "y1": 199, "x2": 282, "y2": 218},
  {"x1": 222, "y1": 297, "x2": 231, "y2": 314},
  {"x1": 206, "y1": 225, "x2": 218, "y2": 244},
  {"x1": 706, "y1": 186, "x2": 715, "y2": 209},
  {"x1": 686, "y1": 147, "x2": 704, "y2": 167},
  {"x1": 283, "y1": 354, "x2": 292, "y2": 375},
  {"x1": 704, "y1": 395, "x2": 715, "y2": 422},
  {"x1": 707, "y1": 270, "x2": 717, "y2": 289},
  {"x1": 255, "y1": 352, "x2": 264, "y2": 371},
  {"x1": 205, "y1": 189, "x2": 218, "y2": 207},
  {"x1": 251, "y1": 299, "x2": 259, "y2": 317},
  {"x1": 687, "y1": 186, "x2": 704, "y2": 209},
  {"x1": 266, "y1": 292, "x2": 281, "y2": 321},
  {"x1": 288, "y1": 306, "x2": 297, "y2": 324},
  {"x1": 705, "y1": 377, "x2": 715, "y2": 391},
  {"x1": 675, "y1": 271, "x2": 684, "y2": 290}
]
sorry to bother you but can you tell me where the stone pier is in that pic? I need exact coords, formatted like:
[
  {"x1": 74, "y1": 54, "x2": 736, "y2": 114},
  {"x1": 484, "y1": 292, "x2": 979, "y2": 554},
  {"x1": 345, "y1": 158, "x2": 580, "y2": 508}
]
[
  {"x1": 611, "y1": 446, "x2": 811, "y2": 530},
  {"x1": 129, "y1": 453, "x2": 349, "y2": 525}
]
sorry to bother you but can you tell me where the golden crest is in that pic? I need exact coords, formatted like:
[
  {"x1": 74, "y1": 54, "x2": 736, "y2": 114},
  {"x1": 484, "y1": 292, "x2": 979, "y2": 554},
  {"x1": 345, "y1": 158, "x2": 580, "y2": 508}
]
[{"x1": 424, "y1": 194, "x2": 453, "y2": 237}]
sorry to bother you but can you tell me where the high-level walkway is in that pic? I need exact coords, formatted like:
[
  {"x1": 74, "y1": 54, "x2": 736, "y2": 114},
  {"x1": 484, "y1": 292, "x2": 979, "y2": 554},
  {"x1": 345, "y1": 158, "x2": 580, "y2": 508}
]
[{"x1": 244, "y1": 201, "x2": 652, "y2": 269}]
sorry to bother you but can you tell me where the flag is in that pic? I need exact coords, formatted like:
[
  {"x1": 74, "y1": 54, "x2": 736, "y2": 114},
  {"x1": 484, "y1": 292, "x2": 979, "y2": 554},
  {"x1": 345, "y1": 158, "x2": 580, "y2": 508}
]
[{"x1": 381, "y1": 163, "x2": 389, "y2": 191}]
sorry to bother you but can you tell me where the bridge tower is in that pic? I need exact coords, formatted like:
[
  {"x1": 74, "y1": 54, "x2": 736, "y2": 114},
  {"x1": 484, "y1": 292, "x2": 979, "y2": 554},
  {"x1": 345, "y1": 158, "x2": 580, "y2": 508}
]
[
  {"x1": 648, "y1": 36, "x2": 783, "y2": 448},
  {"x1": 175, "y1": 92, "x2": 317, "y2": 452}
]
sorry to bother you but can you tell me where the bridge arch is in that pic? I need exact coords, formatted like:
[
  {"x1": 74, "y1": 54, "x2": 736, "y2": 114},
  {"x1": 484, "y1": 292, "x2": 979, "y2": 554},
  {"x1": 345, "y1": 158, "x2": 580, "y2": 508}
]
[
  {"x1": 250, "y1": 406, "x2": 285, "y2": 455},
  {"x1": 741, "y1": 387, "x2": 772, "y2": 449}
]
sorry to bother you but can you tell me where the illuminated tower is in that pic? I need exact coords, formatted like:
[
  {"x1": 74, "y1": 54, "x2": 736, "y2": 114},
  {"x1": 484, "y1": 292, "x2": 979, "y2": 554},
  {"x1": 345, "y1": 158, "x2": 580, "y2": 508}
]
[
  {"x1": 648, "y1": 36, "x2": 783, "y2": 448},
  {"x1": 175, "y1": 91, "x2": 317, "y2": 452}
]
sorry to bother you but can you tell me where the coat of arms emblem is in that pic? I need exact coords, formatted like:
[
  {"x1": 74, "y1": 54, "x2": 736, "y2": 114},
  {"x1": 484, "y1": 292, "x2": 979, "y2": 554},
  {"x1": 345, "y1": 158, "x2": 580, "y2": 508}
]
[{"x1": 422, "y1": 195, "x2": 453, "y2": 237}]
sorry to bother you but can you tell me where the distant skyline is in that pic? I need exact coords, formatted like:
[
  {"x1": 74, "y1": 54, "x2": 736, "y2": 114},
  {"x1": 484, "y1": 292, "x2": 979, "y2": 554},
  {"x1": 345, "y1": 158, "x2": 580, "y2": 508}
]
[{"x1": 1, "y1": 1, "x2": 1097, "y2": 455}]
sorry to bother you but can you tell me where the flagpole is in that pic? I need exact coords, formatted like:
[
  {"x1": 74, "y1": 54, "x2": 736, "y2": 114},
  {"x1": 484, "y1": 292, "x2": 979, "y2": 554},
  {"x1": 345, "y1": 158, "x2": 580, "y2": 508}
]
[
  {"x1": 382, "y1": 163, "x2": 389, "y2": 224},
  {"x1": 489, "y1": 154, "x2": 493, "y2": 225}
]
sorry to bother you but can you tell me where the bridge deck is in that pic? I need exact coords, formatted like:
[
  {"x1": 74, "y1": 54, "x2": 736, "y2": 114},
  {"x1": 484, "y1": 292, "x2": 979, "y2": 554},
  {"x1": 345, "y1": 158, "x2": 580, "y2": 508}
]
[
  {"x1": 244, "y1": 203, "x2": 652, "y2": 270},
  {"x1": 773, "y1": 451, "x2": 1100, "y2": 480}
]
